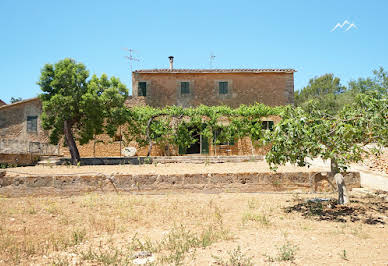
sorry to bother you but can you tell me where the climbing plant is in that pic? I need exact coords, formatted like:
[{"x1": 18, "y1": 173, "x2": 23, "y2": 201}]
[{"x1": 123, "y1": 103, "x2": 283, "y2": 156}]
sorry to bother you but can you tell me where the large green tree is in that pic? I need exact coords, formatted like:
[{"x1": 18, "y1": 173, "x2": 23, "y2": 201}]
[
  {"x1": 348, "y1": 67, "x2": 388, "y2": 96},
  {"x1": 38, "y1": 58, "x2": 128, "y2": 164},
  {"x1": 295, "y1": 73, "x2": 346, "y2": 114},
  {"x1": 266, "y1": 92, "x2": 388, "y2": 204}
]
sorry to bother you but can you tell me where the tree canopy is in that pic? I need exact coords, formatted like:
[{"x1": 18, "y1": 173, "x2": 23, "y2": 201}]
[
  {"x1": 295, "y1": 68, "x2": 388, "y2": 115},
  {"x1": 266, "y1": 92, "x2": 388, "y2": 173},
  {"x1": 38, "y1": 58, "x2": 128, "y2": 164},
  {"x1": 10, "y1": 97, "x2": 22, "y2": 103}
]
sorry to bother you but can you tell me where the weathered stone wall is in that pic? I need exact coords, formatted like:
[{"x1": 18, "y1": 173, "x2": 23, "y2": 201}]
[
  {"x1": 0, "y1": 153, "x2": 40, "y2": 166},
  {"x1": 0, "y1": 72, "x2": 290, "y2": 158},
  {"x1": 61, "y1": 115, "x2": 281, "y2": 157},
  {"x1": 0, "y1": 99, "x2": 59, "y2": 155},
  {"x1": 0, "y1": 171, "x2": 361, "y2": 196},
  {"x1": 132, "y1": 72, "x2": 294, "y2": 108}
]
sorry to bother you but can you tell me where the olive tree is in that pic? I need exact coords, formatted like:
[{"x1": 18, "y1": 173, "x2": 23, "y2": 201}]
[{"x1": 38, "y1": 58, "x2": 128, "y2": 164}]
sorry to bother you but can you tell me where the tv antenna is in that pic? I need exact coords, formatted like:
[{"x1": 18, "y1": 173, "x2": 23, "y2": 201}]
[
  {"x1": 209, "y1": 52, "x2": 216, "y2": 69},
  {"x1": 124, "y1": 48, "x2": 140, "y2": 73}
]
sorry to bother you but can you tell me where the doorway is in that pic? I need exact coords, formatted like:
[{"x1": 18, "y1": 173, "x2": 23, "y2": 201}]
[{"x1": 179, "y1": 127, "x2": 209, "y2": 155}]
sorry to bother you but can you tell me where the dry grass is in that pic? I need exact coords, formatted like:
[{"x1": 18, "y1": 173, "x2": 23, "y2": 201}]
[{"x1": 0, "y1": 192, "x2": 387, "y2": 265}]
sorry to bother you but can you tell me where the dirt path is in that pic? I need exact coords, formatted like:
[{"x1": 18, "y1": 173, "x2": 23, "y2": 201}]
[{"x1": 4, "y1": 161, "x2": 327, "y2": 176}]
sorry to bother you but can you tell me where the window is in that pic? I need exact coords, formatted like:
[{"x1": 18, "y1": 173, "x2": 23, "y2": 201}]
[
  {"x1": 138, "y1": 82, "x2": 147, "y2": 96},
  {"x1": 219, "y1": 81, "x2": 228, "y2": 95},
  {"x1": 180, "y1": 82, "x2": 190, "y2": 95},
  {"x1": 262, "y1": 121, "x2": 274, "y2": 131},
  {"x1": 27, "y1": 116, "x2": 38, "y2": 133}
]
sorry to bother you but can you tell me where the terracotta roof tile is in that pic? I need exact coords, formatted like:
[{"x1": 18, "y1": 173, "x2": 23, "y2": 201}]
[{"x1": 133, "y1": 68, "x2": 296, "y2": 74}]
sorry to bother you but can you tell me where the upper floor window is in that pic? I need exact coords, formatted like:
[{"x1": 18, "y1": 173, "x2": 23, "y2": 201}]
[
  {"x1": 27, "y1": 116, "x2": 38, "y2": 133},
  {"x1": 262, "y1": 121, "x2": 274, "y2": 131},
  {"x1": 138, "y1": 82, "x2": 147, "y2": 96},
  {"x1": 219, "y1": 81, "x2": 228, "y2": 95},
  {"x1": 180, "y1": 82, "x2": 190, "y2": 95}
]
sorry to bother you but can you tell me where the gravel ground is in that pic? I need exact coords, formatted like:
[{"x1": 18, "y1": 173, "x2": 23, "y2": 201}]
[{"x1": 5, "y1": 161, "x2": 327, "y2": 176}]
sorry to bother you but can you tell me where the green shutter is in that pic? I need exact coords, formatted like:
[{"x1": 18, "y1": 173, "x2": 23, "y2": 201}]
[
  {"x1": 181, "y1": 82, "x2": 190, "y2": 94},
  {"x1": 27, "y1": 116, "x2": 37, "y2": 132},
  {"x1": 201, "y1": 135, "x2": 209, "y2": 154},
  {"x1": 138, "y1": 82, "x2": 147, "y2": 96},
  {"x1": 219, "y1": 82, "x2": 228, "y2": 94}
]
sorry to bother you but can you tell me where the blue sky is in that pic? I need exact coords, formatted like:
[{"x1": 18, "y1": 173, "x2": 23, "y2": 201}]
[{"x1": 1, "y1": 0, "x2": 387, "y2": 103}]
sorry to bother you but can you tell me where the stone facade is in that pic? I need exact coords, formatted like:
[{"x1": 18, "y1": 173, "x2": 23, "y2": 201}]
[
  {"x1": 0, "y1": 98, "x2": 59, "y2": 155},
  {"x1": 0, "y1": 69, "x2": 295, "y2": 158},
  {"x1": 132, "y1": 69, "x2": 295, "y2": 108}
]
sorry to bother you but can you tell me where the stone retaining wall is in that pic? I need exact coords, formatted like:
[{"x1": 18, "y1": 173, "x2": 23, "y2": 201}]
[
  {"x1": 0, "y1": 171, "x2": 361, "y2": 196},
  {"x1": 0, "y1": 153, "x2": 40, "y2": 166}
]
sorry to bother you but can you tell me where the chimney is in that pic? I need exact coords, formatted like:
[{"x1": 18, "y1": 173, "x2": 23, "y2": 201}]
[{"x1": 168, "y1": 56, "x2": 174, "y2": 70}]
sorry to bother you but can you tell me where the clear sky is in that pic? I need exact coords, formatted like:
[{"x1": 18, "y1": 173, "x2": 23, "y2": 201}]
[{"x1": 1, "y1": 0, "x2": 387, "y2": 103}]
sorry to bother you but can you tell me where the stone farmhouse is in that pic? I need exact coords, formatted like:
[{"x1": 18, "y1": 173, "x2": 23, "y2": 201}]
[{"x1": 0, "y1": 58, "x2": 295, "y2": 158}]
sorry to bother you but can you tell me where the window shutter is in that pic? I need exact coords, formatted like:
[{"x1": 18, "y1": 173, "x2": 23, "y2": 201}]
[
  {"x1": 27, "y1": 116, "x2": 37, "y2": 132},
  {"x1": 219, "y1": 82, "x2": 228, "y2": 94},
  {"x1": 181, "y1": 82, "x2": 190, "y2": 94},
  {"x1": 138, "y1": 82, "x2": 147, "y2": 96}
]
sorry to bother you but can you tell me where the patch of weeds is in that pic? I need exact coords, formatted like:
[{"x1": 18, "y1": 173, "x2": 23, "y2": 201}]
[
  {"x1": 129, "y1": 233, "x2": 155, "y2": 253},
  {"x1": 72, "y1": 228, "x2": 86, "y2": 245},
  {"x1": 129, "y1": 223, "x2": 230, "y2": 265},
  {"x1": 144, "y1": 157, "x2": 152, "y2": 164},
  {"x1": 264, "y1": 241, "x2": 298, "y2": 262},
  {"x1": 27, "y1": 207, "x2": 37, "y2": 215},
  {"x1": 45, "y1": 201, "x2": 63, "y2": 216},
  {"x1": 277, "y1": 241, "x2": 298, "y2": 261},
  {"x1": 339, "y1": 249, "x2": 349, "y2": 261},
  {"x1": 213, "y1": 246, "x2": 254, "y2": 266},
  {"x1": 247, "y1": 198, "x2": 258, "y2": 209},
  {"x1": 80, "y1": 247, "x2": 130, "y2": 265},
  {"x1": 242, "y1": 212, "x2": 270, "y2": 226},
  {"x1": 159, "y1": 225, "x2": 200, "y2": 265}
]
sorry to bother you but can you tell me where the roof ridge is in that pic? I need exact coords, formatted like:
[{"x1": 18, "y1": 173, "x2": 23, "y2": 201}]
[
  {"x1": 0, "y1": 97, "x2": 39, "y2": 110},
  {"x1": 133, "y1": 68, "x2": 297, "y2": 73}
]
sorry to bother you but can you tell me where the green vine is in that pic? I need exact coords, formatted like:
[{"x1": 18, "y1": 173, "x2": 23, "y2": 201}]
[{"x1": 123, "y1": 103, "x2": 283, "y2": 155}]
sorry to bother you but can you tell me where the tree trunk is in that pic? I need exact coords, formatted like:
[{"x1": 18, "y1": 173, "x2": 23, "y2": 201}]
[
  {"x1": 331, "y1": 159, "x2": 350, "y2": 205},
  {"x1": 64, "y1": 120, "x2": 80, "y2": 165}
]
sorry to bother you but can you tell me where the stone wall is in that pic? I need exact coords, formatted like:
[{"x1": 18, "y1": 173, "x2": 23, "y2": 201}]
[
  {"x1": 132, "y1": 72, "x2": 294, "y2": 108},
  {"x1": 0, "y1": 99, "x2": 59, "y2": 155},
  {"x1": 0, "y1": 171, "x2": 361, "y2": 196},
  {"x1": 0, "y1": 153, "x2": 40, "y2": 166}
]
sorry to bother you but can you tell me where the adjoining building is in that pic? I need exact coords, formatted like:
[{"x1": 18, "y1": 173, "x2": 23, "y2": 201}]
[
  {"x1": 0, "y1": 98, "x2": 59, "y2": 156},
  {"x1": 0, "y1": 58, "x2": 296, "y2": 157}
]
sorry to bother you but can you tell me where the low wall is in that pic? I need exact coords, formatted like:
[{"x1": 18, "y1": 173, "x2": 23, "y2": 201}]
[
  {"x1": 0, "y1": 139, "x2": 59, "y2": 155},
  {"x1": 43, "y1": 155, "x2": 264, "y2": 165},
  {"x1": 0, "y1": 171, "x2": 361, "y2": 196},
  {"x1": 0, "y1": 153, "x2": 40, "y2": 166}
]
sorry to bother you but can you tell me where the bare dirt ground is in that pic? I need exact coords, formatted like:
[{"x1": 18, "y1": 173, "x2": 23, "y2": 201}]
[
  {"x1": 0, "y1": 191, "x2": 387, "y2": 265},
  {"x1": 4, "y1": 161, "x2": 327, "y2": 177}
]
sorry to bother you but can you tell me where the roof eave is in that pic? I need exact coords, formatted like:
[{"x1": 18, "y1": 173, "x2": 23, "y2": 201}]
[{"x1": 0, "y1": 97, "x2": 40, "y2": 110}]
